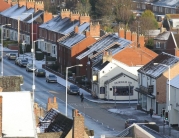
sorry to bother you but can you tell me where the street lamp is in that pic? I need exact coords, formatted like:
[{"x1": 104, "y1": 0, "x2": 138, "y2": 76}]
[
  {"x1": 65, "y1": 64, "x2": 83, "y2": 116},
  {"x1": 1, "y1": 24, "x2": 11, "y2": 76},
  {"x1": 22, "y1": 40, "x2": 26, "y2": 59},
  {"x1": 31, "y1": 39, "x2": 44, "y2": 101}
]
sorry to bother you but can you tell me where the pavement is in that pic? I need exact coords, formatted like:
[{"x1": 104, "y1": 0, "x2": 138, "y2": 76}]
[{"x1": 4, "y1": 50, "x2": 179, "y2": 138}]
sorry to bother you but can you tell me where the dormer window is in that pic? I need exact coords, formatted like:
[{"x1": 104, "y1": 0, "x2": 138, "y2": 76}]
[{"x1": 156, "y1": 42, "x2": 160, "y2": 48}]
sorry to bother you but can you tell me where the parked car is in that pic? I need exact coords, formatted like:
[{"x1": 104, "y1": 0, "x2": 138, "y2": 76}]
[
  {"x1": 46, "y1": 74, "x2": 57, "y2": 83},
  {"x1": 0, "y1": 54, "x2": 2, "y2": 62},
  {"x1": 15, "y1": 57, "x2": 23, "y2": 65},
  {"x1": 67, "y1": 84, "x2": 80, "y2": 95},
  {"x1": 26, "y1": 63, "x2": 37, "y2": 72},
  {"x1": 18, "y1": 59, "x2": 28, "y2": 67},
  {"x1": 35, "y1": 69, "x2": 46, "y2": 77},
  {"x1": 125, "y1": 119, "x2": 138, "y2": 129},
  {"x1": 6, "y1": 53, "x2": 17, "y2": 60}
]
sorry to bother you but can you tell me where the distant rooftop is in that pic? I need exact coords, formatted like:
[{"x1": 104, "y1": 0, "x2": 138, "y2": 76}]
[
  {"x1": 138, "y1": 52, "x2": 179, "y2": 78},
  {"x1": 168, "y1": 74, "x2": 179, "y2": 89}
]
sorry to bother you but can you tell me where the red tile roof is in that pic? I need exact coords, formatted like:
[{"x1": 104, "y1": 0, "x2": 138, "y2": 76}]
[{"x1": 0, "y1": 0, "x2": 11, "y2": 12}]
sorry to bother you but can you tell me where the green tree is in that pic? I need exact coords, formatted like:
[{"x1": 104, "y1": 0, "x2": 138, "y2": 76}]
[{"x1": 76, "y1": 0, "x2": 91, "y2": 14}]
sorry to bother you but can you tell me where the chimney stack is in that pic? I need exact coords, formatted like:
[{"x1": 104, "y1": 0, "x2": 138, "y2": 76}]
[
  {"x1": 132, "y1": 32, "x2": 137, "y2": 42},
  {"x1": 70, "y1": 12, "x2": 80, "y2": 21},
  {"x1": 80, "y1": 13, "x2": 90, "y2": 24},
  {"x1": 35, "y1": 1, "x2": 44, "y2": 12},
  {"x1": 119, "y1": 28, "x2": 124, "y2": 38},
  {"x1": 72, "y1": 109, "x2": 85, "y2": 138},
  {"x1": 103, "y1": 51, "x2": 112, "y2": 63},
  {"x1": 138, "y1": 34, "x2": 145, "y2": 48},
  {"x1": 85, "y1": 31, "x2": 90, "y2": 37},
  {"x1": 74, "y1": 26, "x2": 79, "y2": 33},
  {"x1": 89, "y1": 22, "x2": 100, "y2": 38},
  {"x1": 46, "y1": 97, "x2": 58, "y2": 111},
  {"x1": 61, "y1": 9, "x2": 71, "y2": 19},
  {"x1": 126, "y1": 30, "x2": 131, "y2": 41},
  {"x1": 175, "y1": 48, "x2": 179, "y2": 57},
  {"x1": 43, "y1": 11, "x2": 53, "y2": 23}
]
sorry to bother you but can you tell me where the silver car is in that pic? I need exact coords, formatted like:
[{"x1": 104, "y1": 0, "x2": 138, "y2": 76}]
[
  {"x1": 46, "y1": 74, "x2": 57, "y2": 83},
  {"x1": 7, "y1": 53, "x2": 17, "y2": 60},
  {"x1": 26, "y1": 63, "x2": 37, "y2": 72}
]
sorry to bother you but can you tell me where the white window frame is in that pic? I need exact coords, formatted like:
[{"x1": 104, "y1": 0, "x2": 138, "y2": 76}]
[
  {"x1": 153, "y1": 6, "x2": 157, "y2": 11},
  {"x1": 159, "y1": 7, "x2": 163, "y2": 12},
  {"x1": 142, "y1": 4, "x2": 146, "y2": 10},
  {"x1": 165, "y1": 8, "x2": 169, "y2": 14},
  {"x1": 156, "y1": 42, "x2": 160, "y2": 48}
]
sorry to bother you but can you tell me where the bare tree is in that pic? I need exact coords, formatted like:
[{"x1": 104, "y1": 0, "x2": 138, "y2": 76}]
[{"x1": 76, "y1": 0, "x2": 91, "y2": 14}]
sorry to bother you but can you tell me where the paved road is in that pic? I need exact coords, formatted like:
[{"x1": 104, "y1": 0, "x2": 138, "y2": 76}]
[{"x1": 2, "y1": 54, "x2": 124, "y2": 137}]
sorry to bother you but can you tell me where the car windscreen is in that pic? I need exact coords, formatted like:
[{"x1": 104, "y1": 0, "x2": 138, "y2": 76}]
[
  {"x1": 21, "y1": 59, "x2": 28, "y2": 62},
  {"x1": 70, "y1": 85, "x2": 79, "y2": 89},
  {"x1": 10, "y1": 54, "x2": 16, "y2": 56},
  {"x1": 49, "y1": 75, "x2": 56, "y2": 78},
  {"x1": 38, "y1": 69, "x2": 45, "y2": 72}
]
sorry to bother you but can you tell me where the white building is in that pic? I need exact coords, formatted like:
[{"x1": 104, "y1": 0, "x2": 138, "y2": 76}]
[
  {"x1": 167, "y1": 75, "x2": 179, "y2": 126},
  {"x1": 92, "y1": 59, "x2": 140, "y2": 100},
  {"x1": 0, "y1": 92, "x2": 37, "y2": 137}
]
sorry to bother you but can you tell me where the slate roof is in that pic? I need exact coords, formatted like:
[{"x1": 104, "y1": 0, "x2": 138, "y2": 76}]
[
  {"x1": 23, "y1": 10, "x2": 44, "y2": 23},
  {"x1": 59, "y1": 33, "x2": 86, "y2": 48},
  {"x1": 39, "y1": 15, "x2": 80, "y2": 35},
  {"x1": 39, "y1": 108, "x2": 73, "y2": 138},
  {"x1": 154, "y1": 31, "x2": 170, "y2": 40},
  {"x1": 76, "y1": 33, "x2": 131, "y2": 60},
  {"x1": 93, "y1": 61, "x2": 109, "y2": 70},
  {"x1": 152, "y1": 0, "x2": 179, "y2": 8},
  {"x1": 138, "y1": 52, "x2": 179, "y2": 78},
  {"x1": 0, "y1": 4, "x2": 42, "y2": 22},
  {"x1": 169, "y1": 74, "x2": 179, "y2": 89}
]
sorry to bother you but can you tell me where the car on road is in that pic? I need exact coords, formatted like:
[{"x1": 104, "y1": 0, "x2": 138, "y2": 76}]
[
  {"x1": 35, "y1": 69, "x2": 46, "y2": 77},
  {"x1": 15, "y1": 57, "x2": 23, "y2": 65},
  {"x1": 46, "y1": 74, "x2": 57, "y2": 83},
  {"x1": 125, "y1": 119, "x2": 138, "y2": 129},
  {"x1": 6, "y1": 53, "x2": 17, "y2": 60},
  {"x1": 26, "y1": 63, "x2": 37, "y2": 72},
  {"x1": 67, "y1": 84, "x2": 80, "y2": 95},
  {"x1": 18, "y1": 59, "x2": 28, "y2": 67}
]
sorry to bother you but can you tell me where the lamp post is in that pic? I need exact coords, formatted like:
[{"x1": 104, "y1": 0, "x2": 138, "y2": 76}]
[
  {"x1": 31, "y1": 39, "x2": 44, "y2": 102},
  {"x1": 154, "y1": 63, "x2": 171, "y2": 135},
  {"x1": 1, "y1": 24, "x2": 11, "y2": 76},
  {"x1": 24, "y1": 12, "x2": 34, "y2": 98},
  {"x1": 65, "y1": 64, "x2": 83, "y2": 116},
  {"x1": 22, "y1": 40, "x2": 26, "y2": 59}
]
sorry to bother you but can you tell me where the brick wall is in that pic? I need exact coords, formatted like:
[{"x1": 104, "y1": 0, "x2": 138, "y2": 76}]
[
  {"x1": 43, "y1": 11, "x2": 53, "y2": 23},
  {"x1": 175, "y1": 48, "x2": 179, "y2": 57},
  {"x1": 72, "y1": 109, "x2": 85, "y2": 138},
  {"x1": 156, "y1": 62, "x2": 179, "y2": 103}
]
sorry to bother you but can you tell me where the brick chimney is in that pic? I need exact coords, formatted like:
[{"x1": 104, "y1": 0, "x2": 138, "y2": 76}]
[
  {"x1": 119, "y1": 28, "x2": 124, "y2": 38},
  {"x1": 34, "y1": 103, "x2": 44, "y2": 125},
  {"x1": 61, "y1": 9, "x2": 71, "y2": 19},
  {"x1": 70, "y1": 12, "x2": 80, "y2": 21},
  {"x1": 72, "y1": 109, "x2": 85, "y2": 138},
  {"x1": 0, "y1": 96, "x2": 2, "y2": 137},
  {"x1": 26, "y1": 0, "x2": 35, "y2": 9},
  {"x1": 85, "y1": 31, "x2": 90, "y2": 37},
  {"x1": 34, "y1": 1, "x2": 44, "y2": 12},
  {"x1": 103, "y1": 51, "x2": 112, "y2": 63},
  {"x1": 46, "y1": 97, "x2": 58, "y2": 111},
  {"x1": 74, "y1": 26, "x2": 79, "y2": 33},
  {"x1": 43, "y1": 11, "x2": 53, "y2": 23},
  {"x1": 80, "y1": 13, "x2": 90, "y2": 24},
  {"x1": 132, "y1": 32, "x2": 137, "y2": 42},
  {"x1": 126, "y1": 30, "x2": 131, "y2": 41},
  {"x1": 138, "y1": 34, "x2": 145, "y2": 47},
  {"x1": 90, "y1": 22, "x2": 100, "y2": 38},
  {"x1": 18, "y1": 0, "x2": 26, "y2": 7},
  {"x1": 175, "y1": 48, "x2": 179, "y2": 57}
]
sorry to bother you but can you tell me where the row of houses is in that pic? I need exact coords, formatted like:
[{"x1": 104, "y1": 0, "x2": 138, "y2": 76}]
[{"x1": 1, "y1": 0, "x2": 179, "y2": 127}]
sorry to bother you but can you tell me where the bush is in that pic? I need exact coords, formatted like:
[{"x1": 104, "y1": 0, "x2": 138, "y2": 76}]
[{"x1": 46, "y1": 56, "x2": 56, "y2": 61}]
